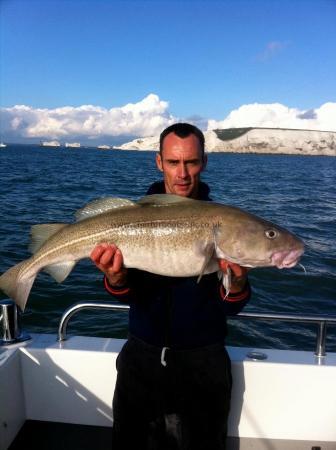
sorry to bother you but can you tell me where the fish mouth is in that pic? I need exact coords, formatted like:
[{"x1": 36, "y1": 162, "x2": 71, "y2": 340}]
[{"x1": 271, "y1": 248, "x2": 304, "y2": 269}]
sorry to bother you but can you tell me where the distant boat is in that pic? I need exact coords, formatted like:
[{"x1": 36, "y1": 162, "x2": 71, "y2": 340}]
[
  {"x1": 65, "y1": 142, "x2": 81, "y2": 148},
  {"x1": 97, "y1": 145, "x2": 111, "y2": 150},
  {"x1": 0, "y1": 142, "x2": 7, "y2": 148},
  {"x1": 40, "y1": 140, "x2": 61, "y2": 147}
]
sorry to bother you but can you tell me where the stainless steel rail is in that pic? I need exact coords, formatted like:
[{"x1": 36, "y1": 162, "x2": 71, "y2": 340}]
[
  {"x1": 228, "y1": 311, "x2": 335, "y2": 358},
  {"x1": 0, "y1": 299, "x2": 31, "y2": 346},
  {"x1": 57, "y1": 301, "x2": 336, "y2": 357},
  {"x1": 57, "y1": 302, "x2": 129, "y2": 342}
]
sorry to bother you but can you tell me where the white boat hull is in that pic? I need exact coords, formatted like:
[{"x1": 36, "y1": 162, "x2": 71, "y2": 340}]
[{"x1": 1, "y1": 334, "x2": 336, "y2": 449}]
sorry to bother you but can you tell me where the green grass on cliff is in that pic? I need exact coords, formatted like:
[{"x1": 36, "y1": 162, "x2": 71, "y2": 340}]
[{"x1": 214, "y1": 128, "x2": 253, "y2": 141}]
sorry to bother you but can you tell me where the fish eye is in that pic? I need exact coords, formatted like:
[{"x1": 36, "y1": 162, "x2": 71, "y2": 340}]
[{"x1": 265, "y1": 229, "x2": 278, "y2": 239}]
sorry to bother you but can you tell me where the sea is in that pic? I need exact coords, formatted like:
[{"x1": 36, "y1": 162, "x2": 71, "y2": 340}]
[{"x1": 0, "y1": 144, "x2": 335, "y2": 352}]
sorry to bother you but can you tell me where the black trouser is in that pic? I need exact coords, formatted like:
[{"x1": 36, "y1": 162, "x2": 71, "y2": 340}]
[{"x1": 112, "y1": 336, "x2": 232, "y2": 450}]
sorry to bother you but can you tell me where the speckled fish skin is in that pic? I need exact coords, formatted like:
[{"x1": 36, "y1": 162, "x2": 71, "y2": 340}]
[{"x1": 0, "y1": 194, "x2": 304, "y2": 311}]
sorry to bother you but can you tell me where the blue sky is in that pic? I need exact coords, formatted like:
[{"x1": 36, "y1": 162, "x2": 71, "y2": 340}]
[{"x1": 1, "y1": 0, "x2": 335, "y2": 143}]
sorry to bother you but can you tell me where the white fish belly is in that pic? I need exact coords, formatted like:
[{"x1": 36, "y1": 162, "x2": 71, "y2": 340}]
[{"x1": 121, "y1": 245, "x2": 217, "y2": 277}]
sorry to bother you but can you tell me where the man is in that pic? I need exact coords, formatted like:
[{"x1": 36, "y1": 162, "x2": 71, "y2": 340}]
[{"x1": 91, "y1": 123, "x2": 250, "y2": 450}]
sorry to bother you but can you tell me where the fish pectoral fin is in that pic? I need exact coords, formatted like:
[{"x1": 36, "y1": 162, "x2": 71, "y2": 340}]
[
  {"x1": 44, "y1": 261, "x2": 77, "y2": 283},
  {"x1": 221, "y1": 267, "x2": 232, "y2": 297},
  {"x1": 75, "y1": 197, "x2": 137, "y2": 221},
  {"x1": 138, "y1": 194, "x2": 196, "y2": 206},
  {"x1": 29, "y1": 224, "x2": 68, "y2": 254},
  {"x1": 197, "y1": 244, "x2": 216, "y2": 283}
]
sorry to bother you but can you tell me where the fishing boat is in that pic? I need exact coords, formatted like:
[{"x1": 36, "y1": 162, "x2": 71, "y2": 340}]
[
  {"x1": 39, "y1": 141, "x2": 61, "y2": 147},
  {"x1": 65, "y1": 142, "x2": 81, "y2": 148},
  {"x1": 1, "y1": 299, "x2": 335, "y2": 450}
]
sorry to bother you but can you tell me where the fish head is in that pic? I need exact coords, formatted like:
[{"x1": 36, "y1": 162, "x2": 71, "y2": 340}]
[{"x1": 214, "y1": 209, "x2": 304, "y2": 269}]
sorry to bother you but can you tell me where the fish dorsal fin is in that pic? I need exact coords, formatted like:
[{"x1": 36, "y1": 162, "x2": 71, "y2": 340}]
[
  {"x1": 138, "y1": 194, "x2": 196, "y2": 206},
  {"x1": 75, "y1": 197, "x2": 137, "y2": 221},
  {"x1": 29, "y1": 223, "x2": 68, "y2": 254}
]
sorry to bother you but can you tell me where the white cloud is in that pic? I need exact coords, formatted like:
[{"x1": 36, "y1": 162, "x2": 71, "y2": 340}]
[
  {"x1": 1, "y1": 96, "x2": 336, "y2": 144},
  {"x1": 207, "y1": 102, "x2": 336, "y2": 132},
  {"x1": 0, "y1": 94, "x2": 177, "y2": 141},
  {"x1": 256, "y1": 41, "x2": 289, "y2": 61}
]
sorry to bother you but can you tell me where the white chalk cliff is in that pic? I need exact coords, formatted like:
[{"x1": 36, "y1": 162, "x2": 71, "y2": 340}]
[{"x1": 116, "y1": 128, "x2": 336, "y2": 156}]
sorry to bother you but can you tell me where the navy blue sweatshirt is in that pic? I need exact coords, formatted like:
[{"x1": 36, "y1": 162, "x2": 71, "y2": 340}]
[{"x1": 104, "y1": 181, "x2": 250, "y2": 349}]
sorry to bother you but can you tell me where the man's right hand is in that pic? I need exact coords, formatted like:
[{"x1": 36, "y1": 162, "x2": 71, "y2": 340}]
[{"x1": 90, "y1": 243, "x2": 128, "y2": 287}]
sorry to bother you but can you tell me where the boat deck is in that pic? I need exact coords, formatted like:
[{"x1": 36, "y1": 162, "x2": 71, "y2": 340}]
[
  {"x1": 8, "y1": 420, "x2": 333, "y2": 450},
  {"x1": 2, "y1": 326, "x2": 336, "y2": 450},
  {"x1": 9, "y1": 421, "x2": 111, "y2": 450}
]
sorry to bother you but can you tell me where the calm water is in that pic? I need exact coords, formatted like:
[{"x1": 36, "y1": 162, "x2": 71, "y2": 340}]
[{"x1": 0, "y1": 144, "x2": 335, "y2": 351}]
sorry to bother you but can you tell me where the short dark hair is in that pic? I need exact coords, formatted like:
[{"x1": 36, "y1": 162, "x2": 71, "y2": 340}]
[{"x1": 159, "y1": 123, "x2": 205, "y2": 156}]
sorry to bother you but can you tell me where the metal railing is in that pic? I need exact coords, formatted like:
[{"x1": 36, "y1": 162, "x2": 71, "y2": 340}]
[
  {"x1": 0, "y1": 299, "x2": 31, "y2": 346},
  {"x1": 57, "y1": 301, "x2": 336, "y2": 358}
]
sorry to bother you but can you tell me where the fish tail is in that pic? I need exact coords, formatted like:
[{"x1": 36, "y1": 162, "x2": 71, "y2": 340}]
[{"x1": 0, "y1": 260, "x2": 36, "y2": 311}]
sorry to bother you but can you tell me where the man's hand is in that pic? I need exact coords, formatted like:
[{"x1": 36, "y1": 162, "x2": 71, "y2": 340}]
[
  {"x1": 218, "y1": 259, "x2": 249, "y2": 293},
  {"x1": 90, "y1": 244, "x2": 128, "y2": 287}
]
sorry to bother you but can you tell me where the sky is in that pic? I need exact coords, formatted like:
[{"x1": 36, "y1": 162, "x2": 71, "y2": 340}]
[{"x1": 0, "y1": 0, "x2": 336, "y2": 145}]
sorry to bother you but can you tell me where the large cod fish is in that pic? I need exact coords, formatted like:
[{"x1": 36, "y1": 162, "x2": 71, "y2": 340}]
[{"x1": 0, "y1": 194, "x2": 304, "y2": 311}]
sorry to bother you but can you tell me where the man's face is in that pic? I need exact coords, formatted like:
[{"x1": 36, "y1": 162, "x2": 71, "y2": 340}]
[{"x1": 156, "y1": 132, "x2": 207, "y2": 198}]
